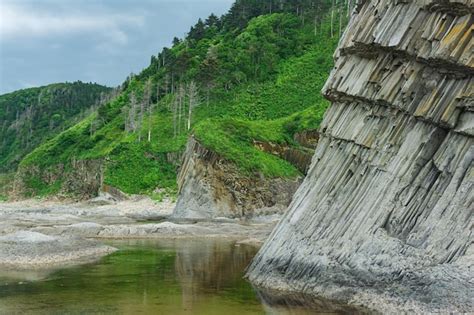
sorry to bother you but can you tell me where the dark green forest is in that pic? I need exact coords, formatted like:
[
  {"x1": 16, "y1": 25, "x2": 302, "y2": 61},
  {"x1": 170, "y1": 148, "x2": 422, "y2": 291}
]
[
  {"x1": 0, "y1": 82, "x2": 110, "y2": 171},
  {"x1": 4, "y1": 0, "x2": 352, "y2": 199}
]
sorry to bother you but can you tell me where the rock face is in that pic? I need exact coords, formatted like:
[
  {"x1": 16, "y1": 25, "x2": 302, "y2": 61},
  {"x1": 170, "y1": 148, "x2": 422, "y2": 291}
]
[
  {"x1": 173, "y1": 137, "x2": 303, "y2": 219},
  {"x1": 247, "y1": 0, "x2": 473, "y2": 313},
  {"x1": 14, "y1": 159, "x2": 104, "y2": 199}
]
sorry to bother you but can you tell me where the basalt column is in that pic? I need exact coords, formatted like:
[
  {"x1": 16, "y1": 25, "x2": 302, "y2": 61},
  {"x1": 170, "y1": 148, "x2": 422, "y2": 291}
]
[{"x1": 247, "y1": 0, "x2": 473, "y2": 312}]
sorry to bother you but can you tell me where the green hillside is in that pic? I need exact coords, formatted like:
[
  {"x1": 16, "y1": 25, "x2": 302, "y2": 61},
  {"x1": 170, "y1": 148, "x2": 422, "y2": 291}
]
[
  {"x1": 17, "y1": 0, "x2": 349, "y2": 198},
  {"x1": 0, "y1": 82, "x2": 110, "y2": 171}
]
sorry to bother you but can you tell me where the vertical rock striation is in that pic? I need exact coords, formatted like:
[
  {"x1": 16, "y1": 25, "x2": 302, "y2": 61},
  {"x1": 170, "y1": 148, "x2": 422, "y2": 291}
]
[
  {"x1": 13, "y1": 159, "x2": 105, "y2": 199},
  {"x1": 247, "y1": 0, "x2": 473, "y2": 312},
  {"x1": 172, "y1": 137, "x2": 303, "y2": 219}
]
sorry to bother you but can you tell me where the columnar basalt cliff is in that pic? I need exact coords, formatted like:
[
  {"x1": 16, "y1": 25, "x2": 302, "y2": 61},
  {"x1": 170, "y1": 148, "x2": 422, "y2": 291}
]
[
  {"x1": 172, "y1": 137, "x2": 304, "y2": 219},
  {"x1": 247, "y1": 0, "x2": 473, "y2": 312}
]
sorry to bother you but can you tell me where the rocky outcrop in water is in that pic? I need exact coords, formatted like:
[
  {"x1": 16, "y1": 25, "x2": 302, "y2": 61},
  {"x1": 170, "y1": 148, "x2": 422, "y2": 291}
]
[
  {"x1": 173, "y1": 137, "x2": 305, "y2": 219},
  {"x1": 0, "y1": 231, "x2": 116, "y2": 269},
  {"x1": 247, "y1": 0, "x2": 473, "y2": 312}
]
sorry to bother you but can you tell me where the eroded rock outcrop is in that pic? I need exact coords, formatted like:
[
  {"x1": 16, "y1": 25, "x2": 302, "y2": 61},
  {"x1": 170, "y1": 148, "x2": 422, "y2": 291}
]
[
  {"x1": 172, "y1": 137, "x2": 303, "y2": 219},
  {"x1": 247, "y1": 0, "x2": 473, "y2": 312},
  {"x1": 0, "y1": 231, "x2": 116, "y2": 269},
  {"x1": 13, "y1": 159, "x2": 104, "y2": 199}
]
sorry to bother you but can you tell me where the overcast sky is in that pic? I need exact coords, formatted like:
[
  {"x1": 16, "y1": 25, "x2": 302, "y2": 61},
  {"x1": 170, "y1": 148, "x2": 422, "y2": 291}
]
[{"x1": 0, "y1": 0, "x2": 234, "y2": 94}]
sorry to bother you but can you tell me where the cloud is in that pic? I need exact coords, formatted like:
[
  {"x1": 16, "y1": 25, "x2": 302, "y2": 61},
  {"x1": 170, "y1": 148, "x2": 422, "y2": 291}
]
[
  {"x1": 0, "y1": 2, "x2": 144, "y2": 44},
  {"x1": 0, "y1": 0, "x2": 235, "y2": 94}
]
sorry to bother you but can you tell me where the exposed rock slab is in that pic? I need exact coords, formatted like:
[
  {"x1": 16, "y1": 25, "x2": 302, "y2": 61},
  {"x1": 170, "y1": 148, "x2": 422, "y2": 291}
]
[
  {"x1": 0, "y1": 199, "x2": 275, "y2": 255},
  {"x1": 29, "y1": 221, "x2": 274, "y2": 244},
  {"x1": 0, "y1": 231, "x2": 116, "y2": 269},
  {"x1": 247, "y1": 0, "x2": 473, "y2": 313},
  {"x1": 173, "y1": 137, "x2": 302, "y2": 219}
]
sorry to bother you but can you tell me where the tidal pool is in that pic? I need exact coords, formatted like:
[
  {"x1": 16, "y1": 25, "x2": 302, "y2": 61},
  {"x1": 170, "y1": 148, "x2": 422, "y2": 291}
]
[{"x1": 0, "y1": 239, "x2": 369, "y2": 314}]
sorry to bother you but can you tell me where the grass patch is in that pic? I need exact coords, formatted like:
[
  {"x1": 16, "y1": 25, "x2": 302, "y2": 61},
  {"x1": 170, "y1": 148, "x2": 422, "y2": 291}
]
[
  {"x1": 16, "y1": 16, "x2": 339, "y2": 197},
  {"x1": 23, "y1": 176, "x2": 62, "y2": 197},
  {"x1": 194, "y1": 104, "x2": 328, "y2": 178},
  {"x1": 104, "y1": 143, "x2": 178, "y2": 195}
]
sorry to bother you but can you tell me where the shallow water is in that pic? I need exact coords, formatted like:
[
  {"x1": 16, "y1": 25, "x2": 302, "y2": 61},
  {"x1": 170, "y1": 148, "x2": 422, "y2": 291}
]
[{"x1": 0, "y1": 239, "x2": 369, "y2": 314}]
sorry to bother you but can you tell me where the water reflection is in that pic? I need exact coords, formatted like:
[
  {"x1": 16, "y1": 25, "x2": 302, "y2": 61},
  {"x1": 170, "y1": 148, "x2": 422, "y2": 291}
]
[
  {"x1": 175, "y1": 240, "x2": 258, "y2": 310},
  {"x1": 255, "y1": 288, "x2": 376, "y2": 315},
  {"x1": 0, "y1": 269, "x2": 54, "y2": 283},
  {"x1": 0, "y1": 239, "x2": 264, "y2": 314},
  {"x1": 0, "y1": 239, "x2": 375, "y2": 314}
]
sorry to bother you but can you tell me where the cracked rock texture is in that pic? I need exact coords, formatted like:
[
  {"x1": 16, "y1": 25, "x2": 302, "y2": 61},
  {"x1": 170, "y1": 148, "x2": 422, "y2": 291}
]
[
  {"x1": 14, "y1": 159, "x2": 105, "y2": 200},
  {"x1": 0, "y1": 231, "x2": 116, "y2": 269},
  {"x1": 246, "y1": 0, "x2": 473, "y2": 313},
  {"x1": 172, "y1": 137, "x2": 303, "y2": 219}
]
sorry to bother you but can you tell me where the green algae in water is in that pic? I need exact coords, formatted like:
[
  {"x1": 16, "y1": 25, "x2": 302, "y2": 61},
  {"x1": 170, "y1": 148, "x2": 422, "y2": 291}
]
[
  {"x1": 0, "y1": 239, "x2": 264, "y2": 315},
  {"x1": 0, "y1": 239, "x2": 372, "y2": 315}
]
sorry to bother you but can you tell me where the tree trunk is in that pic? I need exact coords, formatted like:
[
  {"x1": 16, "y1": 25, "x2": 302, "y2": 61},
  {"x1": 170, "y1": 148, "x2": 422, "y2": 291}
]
[
  {"x1": 148, "y1": 104, "x2": 152, "y2": 142},
  {"x1": 339, "y1": 5, "x2": 343, "y2": 37},
  {"x1": 331, "y1": 0, "x2": 335, "y2": 38}
]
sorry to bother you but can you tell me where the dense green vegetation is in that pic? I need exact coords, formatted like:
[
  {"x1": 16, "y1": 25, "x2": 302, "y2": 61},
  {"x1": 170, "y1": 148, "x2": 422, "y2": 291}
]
[
  {"x1": 0, "y1": 82, "x2": 110, "y2": 171},
  {"x1": 194, "y1": 104, "x2": 328, "y2": 177},
  {"x1": 15, "y1": 0, "x2": 350, "y2": 198}
]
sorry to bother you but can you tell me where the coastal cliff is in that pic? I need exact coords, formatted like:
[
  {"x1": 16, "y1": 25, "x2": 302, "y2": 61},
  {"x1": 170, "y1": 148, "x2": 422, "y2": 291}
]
[
  {"x1": 172, "y1": 137, "x2": 305, "y2": 219},
  {"x1": 247, "y1": 0, "x2": 473, "y2": 312}
]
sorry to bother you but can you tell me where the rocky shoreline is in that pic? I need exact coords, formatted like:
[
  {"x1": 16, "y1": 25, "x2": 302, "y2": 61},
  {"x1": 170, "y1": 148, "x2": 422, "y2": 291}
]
[
  {"x1": 246, "y1": 0, "x2": 473, "y2": 313},
  {"x1": 0, "y1": 231, "x2": 116, "y2": 270},
  {"x1": 0, "y1": 198, "x2": 276, "y2": 270}
]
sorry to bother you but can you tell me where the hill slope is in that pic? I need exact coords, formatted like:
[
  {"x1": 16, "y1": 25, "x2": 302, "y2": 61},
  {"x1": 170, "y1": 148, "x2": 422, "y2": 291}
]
[
  {"x1": 0, "y1": 82, "x2": 110, "y2": 172},
  {"x1": 15, "y1": 0, "x2": 348, "y2": 199}
]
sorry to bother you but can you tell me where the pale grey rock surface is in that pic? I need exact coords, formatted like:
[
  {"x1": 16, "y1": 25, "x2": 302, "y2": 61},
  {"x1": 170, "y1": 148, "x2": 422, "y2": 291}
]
[
  {"x1": 0, "y1": 199, "x2": 275, "y2": 271},
  {"x1": 0, "y1": 231, "x2": 116, "y2": 269},
  {"x1": 0, "y1": 231, "x2": 57, "y2": 243},
  {"x1": 247, "y1": 0, "x2": 474, "y2": 313},
  {"x1": 87, "y1": 192, "x2": 120, "y2": 206}
]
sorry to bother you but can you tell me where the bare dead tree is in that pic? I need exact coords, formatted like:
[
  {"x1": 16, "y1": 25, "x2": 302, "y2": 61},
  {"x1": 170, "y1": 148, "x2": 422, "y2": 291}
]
[
  {"x1": 148, "y1": 81, "x2": 160, "y2": 142},
  {"x1": 139, "y1": 78, "x2": 152, "y2": 142},
  {"x1": 171, "y1": 73, "x2": 175, "y2": 94},
  {"x1": 172, "y1": 92, "x2": 178, "y2": 138},
  {"x1": 177, "y1": 83, "x2": 185, "y2": 136},
  {"x1": 90, "y1": 118, "x2": 96, "y2": 136},
  {"x1": 122, "y1": 106, "x2": 130, "y2": 133},
  {"x1": 24, "y1": 106, "x2": 34, "y2": 148},
  {"x1": 339, "y1": 2, "x2": 343, "y2": 37},
  {"x1": 138, "y1": 102, "x2": 144, "y2": 142},
  {"x1": 331, "y1": 0, "x2": 335, "y2": 38},
  {"x1": 164, "y1": 74, "x2": 170, "y2": 95},
  {"x1": 187, "y1": 81, "x2": 199, "y2": 131},
  {"x1": 127, "y1": 92, "x2": 138, "y2": 133}
]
